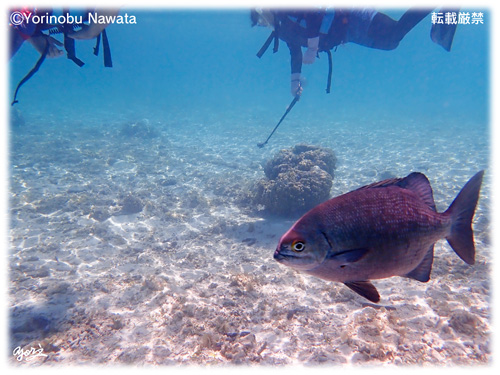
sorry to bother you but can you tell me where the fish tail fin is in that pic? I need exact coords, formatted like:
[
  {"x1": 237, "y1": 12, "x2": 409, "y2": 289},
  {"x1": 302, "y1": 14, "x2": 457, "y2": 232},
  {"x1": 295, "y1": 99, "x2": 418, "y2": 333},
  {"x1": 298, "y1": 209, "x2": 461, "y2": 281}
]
[{"x1": 444, "y1": 171, "x2": 484, "y2": 265}]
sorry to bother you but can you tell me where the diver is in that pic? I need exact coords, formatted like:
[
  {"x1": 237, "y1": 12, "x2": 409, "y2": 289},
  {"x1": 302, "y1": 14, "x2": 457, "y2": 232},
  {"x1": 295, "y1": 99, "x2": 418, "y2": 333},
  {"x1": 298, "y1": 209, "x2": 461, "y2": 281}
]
[
  {"x1": 252, "y1": 8, "x2": 458, "y2": 97},
  {"x1": 10, "y1": 8, "x2": 117, "y2": 58},
  {"x1": 9, "y1": 7, "x2": 117, "y2": 105},
  {"x1": 10, "y1": 8, "x2": 63, "y2": 59}
]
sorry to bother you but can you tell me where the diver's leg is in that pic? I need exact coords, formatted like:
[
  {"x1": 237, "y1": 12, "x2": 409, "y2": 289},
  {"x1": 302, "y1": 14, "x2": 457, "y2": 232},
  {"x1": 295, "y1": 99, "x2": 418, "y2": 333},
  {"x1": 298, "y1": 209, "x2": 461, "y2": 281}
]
[
  {"x1": 10, "y1": 27, "x2": 25, "y2": 58},
  {"x1": 397, "y1": 9, "x2": 432, "y2": 40},
  {"x1": 395, "y1": 9, "x2": 432, "y2": 39},
  {"x1": 366, "y1": 9, "x2": 432, "y2": 50},
  {"x1": 364, "y1": 12, "x2": 399, "y2": 50}
]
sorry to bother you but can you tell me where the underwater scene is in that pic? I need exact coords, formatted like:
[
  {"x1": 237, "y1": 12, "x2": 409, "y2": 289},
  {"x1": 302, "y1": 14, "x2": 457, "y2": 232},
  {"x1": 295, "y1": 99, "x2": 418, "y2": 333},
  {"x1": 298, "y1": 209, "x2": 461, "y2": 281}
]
[{"x1": 8, "y1": 8, "x2": 490, "y2": 366}]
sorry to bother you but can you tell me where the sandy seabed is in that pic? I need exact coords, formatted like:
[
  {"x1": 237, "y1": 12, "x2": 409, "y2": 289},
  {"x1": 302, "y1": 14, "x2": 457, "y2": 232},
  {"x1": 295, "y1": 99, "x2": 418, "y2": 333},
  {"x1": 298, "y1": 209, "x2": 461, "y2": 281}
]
[{"x1": 8, "y1": 108, "x2": 490, "y2": 366}]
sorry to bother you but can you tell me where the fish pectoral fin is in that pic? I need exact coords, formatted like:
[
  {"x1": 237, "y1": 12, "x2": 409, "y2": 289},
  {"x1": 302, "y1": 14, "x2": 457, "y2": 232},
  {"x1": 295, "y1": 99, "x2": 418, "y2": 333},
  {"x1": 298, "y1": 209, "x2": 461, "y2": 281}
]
[
  {"x1": 344, "y1": 281, "x2": 380, "y2": 303},
  {"x1": 404, "y1": 244, "x2": 434, "y2": 282},
  {"x1": 327, "y1": 248, "x2": 369, "y2": 263}
]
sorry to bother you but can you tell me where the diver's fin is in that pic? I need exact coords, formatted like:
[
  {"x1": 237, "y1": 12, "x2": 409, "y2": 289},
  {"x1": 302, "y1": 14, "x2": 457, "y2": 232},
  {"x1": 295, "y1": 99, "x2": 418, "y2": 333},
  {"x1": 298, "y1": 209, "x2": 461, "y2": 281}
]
[
  {"x1": 445, "y1": 170, "x2": 484, "y2": 265},
  {"x1": 404, "y1": 245, "x2": 434, "y2": 282},
  {"x1": 430, "y1": 11, "x2": 459, "y2": 52},
  {"x1": 327, "y1": 248, "x2": 369, "y2": 263},
  {"x1": 344, "y1": 281, "x2": 380, "y2": 302}
]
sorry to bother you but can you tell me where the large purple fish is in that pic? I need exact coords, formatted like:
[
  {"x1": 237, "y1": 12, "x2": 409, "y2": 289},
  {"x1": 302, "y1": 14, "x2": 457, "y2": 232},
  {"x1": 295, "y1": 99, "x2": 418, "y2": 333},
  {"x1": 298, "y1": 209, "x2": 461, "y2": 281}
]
[{"x1": 274, "y1": 171, "x2": 484, "y2": 302}]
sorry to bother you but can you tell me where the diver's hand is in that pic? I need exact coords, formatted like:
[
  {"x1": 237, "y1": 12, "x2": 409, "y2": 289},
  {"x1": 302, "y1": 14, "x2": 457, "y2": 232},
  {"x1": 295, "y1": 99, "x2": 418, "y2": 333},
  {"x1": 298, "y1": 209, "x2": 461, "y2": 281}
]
[
  {"x1": 28, "y1": 35, "x2": 63, "y2": 58},
  {"x1": 303, "y1": 48, "x2": 318, "y2": 64},
  {"x1": 68, "y1": 9, "x2": 119, "y2": 40},
  {"x1": 291, "y1": 73, "x2": 303, "y2": 97},
  {"x1": 303, "y1": 37, "x2": 319, "y2": 65}
]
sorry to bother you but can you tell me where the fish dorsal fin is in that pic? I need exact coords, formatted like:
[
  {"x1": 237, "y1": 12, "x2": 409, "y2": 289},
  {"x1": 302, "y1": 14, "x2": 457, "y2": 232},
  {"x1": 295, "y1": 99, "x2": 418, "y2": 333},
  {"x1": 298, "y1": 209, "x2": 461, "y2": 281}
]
[
  {"x1": 344, "y1": 281, "x2": 380, "y2": 302},
  {"x1": 355, "y1": 177, "x2": 405, "y2": 191},
  {"x1": 404, "y1": 244, "x2": 434, "y2": 282},
  {"x1": 356, "y1": 172, "x2": 437, "y2": 212},
  {"x1": 397, "y1": 172, "x2": 437, "y2": 212}
]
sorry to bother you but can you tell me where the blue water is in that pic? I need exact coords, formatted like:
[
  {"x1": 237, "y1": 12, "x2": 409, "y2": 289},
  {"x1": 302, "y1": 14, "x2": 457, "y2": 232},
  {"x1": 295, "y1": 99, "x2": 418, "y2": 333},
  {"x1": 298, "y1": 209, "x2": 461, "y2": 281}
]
[
  {"x1": 8, "y1": 8, "x2": 491, "y2": 365},
  {"x1": 10, "y1": 9, "x2": 489, "y2": 126}
]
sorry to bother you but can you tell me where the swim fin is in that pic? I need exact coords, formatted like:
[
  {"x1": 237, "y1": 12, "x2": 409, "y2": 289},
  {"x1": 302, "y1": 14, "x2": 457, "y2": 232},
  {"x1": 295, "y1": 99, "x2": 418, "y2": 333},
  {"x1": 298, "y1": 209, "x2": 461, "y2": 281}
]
[{"x1": 430, "y1": 10, "x2": 459, "y2": 51}]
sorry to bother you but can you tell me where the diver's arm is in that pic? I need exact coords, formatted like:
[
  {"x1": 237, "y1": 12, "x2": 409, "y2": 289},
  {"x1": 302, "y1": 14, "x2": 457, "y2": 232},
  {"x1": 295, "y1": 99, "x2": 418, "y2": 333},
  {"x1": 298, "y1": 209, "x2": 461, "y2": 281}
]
[
  {"x1": 27, "y1": 35, "x2": 64, "y2": 58},
  {"x1": 303, "y1": 36, "x2": 319, "y2": 64},
  {"x1": 288, "y1": 42, "x2": 302, "y2": 75},
  {"x1": 288, "y1": 42, "x2": 303, "y2": 96}
]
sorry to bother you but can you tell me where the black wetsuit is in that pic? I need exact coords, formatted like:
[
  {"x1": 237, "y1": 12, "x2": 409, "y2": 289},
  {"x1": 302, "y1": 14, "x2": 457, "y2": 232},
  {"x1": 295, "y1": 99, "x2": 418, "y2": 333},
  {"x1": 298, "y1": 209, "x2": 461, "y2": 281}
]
[{"x1": 274, "y1": 9, "x2": 432, "y2": 75}]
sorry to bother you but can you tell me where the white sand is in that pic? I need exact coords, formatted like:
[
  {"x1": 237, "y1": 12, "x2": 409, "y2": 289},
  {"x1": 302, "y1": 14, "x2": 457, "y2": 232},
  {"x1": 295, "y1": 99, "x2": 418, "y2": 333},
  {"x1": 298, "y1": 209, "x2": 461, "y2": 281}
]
[{"x1": 9, "y1": 109, "x2": 490, "y2": 365}]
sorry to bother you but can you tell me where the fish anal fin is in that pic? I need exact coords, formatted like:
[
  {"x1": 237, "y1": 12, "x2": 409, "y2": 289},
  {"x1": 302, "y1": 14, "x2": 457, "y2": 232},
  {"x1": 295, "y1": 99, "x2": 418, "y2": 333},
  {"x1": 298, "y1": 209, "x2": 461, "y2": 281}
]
[
  {"x1": 327, "y1": 248, "x2": 369, "y2": 263},
  {"x1": 404, "y1": 245, "x2": 434, "y2": 282},
  {"x1": 344, "y1": 281, "x2": 380, "y2": 303}
]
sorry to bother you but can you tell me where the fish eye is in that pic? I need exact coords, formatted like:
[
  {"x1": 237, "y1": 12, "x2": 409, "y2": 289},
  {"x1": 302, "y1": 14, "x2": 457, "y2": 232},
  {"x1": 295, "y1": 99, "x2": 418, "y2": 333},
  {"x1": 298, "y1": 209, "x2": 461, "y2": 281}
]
[{"x1": 292, "y1": 240, "x2": 305, "y2": 252}]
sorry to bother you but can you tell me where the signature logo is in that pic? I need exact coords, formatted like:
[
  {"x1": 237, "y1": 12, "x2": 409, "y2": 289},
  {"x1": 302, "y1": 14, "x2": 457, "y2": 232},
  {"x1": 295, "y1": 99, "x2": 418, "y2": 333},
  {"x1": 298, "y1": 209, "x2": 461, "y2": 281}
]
[{"x1": 13, "y1": 344, "x2": 48, "y2": 362}]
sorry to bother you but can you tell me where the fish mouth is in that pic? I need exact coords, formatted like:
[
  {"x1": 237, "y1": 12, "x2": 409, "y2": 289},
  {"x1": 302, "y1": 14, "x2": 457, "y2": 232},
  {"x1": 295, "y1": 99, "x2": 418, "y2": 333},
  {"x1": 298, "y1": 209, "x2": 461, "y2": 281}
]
[
  {"x1": 274, "y1": 246, "x2": 319, "y2": 271},
  {"x1": 274, "y1": 247, "x2": 296, "y2": 262},
  {"x1": 273, "y1": 248, "x2": 283, "y2": 261}
]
